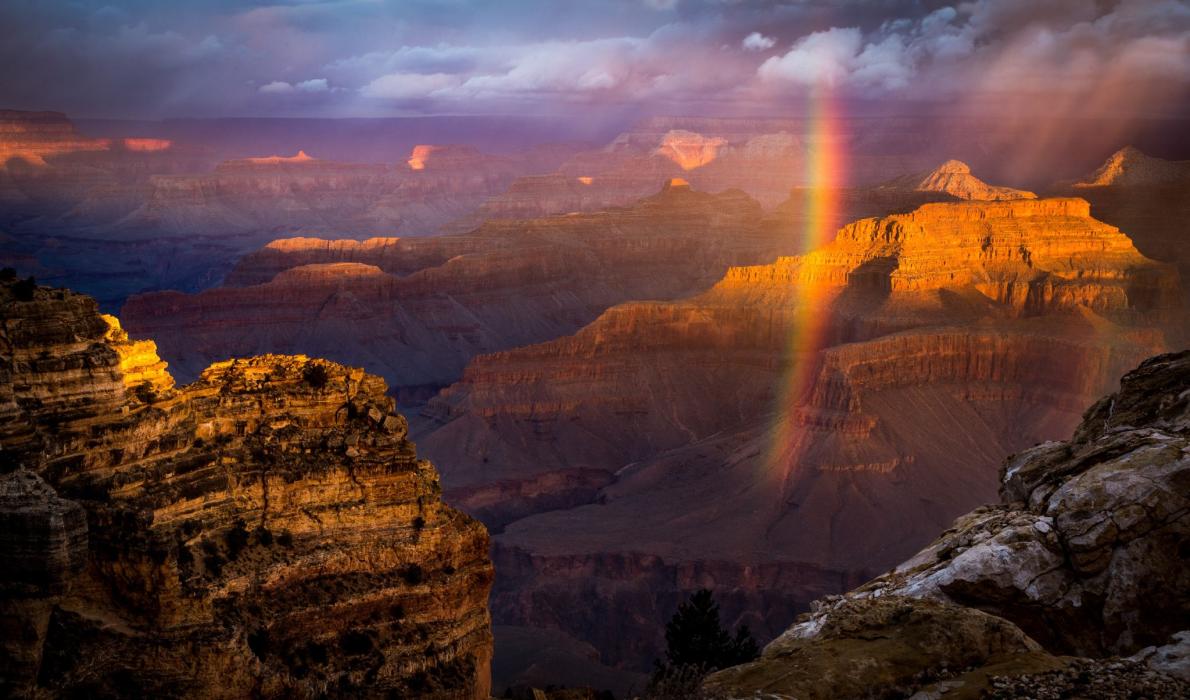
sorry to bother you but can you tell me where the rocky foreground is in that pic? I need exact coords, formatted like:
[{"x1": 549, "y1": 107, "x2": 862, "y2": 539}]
[
  {"x1": 705, "y1": 350, "x2": 1190, "y2": 698},
  {"x1": 0, "y1": 276, "x2": 492, "y2": 698}
]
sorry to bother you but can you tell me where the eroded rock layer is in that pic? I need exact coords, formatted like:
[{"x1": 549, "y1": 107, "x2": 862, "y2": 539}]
[
  {"x1": 418, "y1": 196, "x2": 1179, "y2": 672},
  {"x1": 1055, "y1": 148, "x2": 1190, "y2": 310},
  {"x1": 705, "y1": 351, "x2": 1190, "y2": 698},
  {"x1": 0, "y1": 277, "x2": 493, "y2": 698},
  {"x1": 121, "y1": 184, "x2": 792, "y2": 392}
]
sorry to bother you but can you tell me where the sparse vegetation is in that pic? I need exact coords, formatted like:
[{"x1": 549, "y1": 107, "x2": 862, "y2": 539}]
[
  {"x1": 302, "y1": 362, "x2": 329, "y2": 389},
  {"x1": 646, "y1": 589, "x2": 758, "y2": 698},
  {"x1": 12, "y1": 275, "x2": 37, "y2": 301}
]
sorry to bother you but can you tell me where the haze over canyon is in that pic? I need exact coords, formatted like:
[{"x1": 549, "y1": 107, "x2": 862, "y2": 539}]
[{"x1": 2, "y1": 0, "x2": 1190, "y2": 698}]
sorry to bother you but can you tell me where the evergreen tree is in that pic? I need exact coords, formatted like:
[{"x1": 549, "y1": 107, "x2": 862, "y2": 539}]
[{"x1": 647, "y1": 589, "x2": 759, "y2": 697}]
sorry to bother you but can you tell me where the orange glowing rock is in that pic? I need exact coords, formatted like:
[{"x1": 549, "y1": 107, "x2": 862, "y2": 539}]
[
  {"x1": 408, "y1": 145, "x2": 437, "y2": 171},
  {"x1": 0, "y1": 110, "x2": 111, "y2": 169},
  {"x1": 654, "y1": 129, "x2": 727, "y2": 171},
  {"x1": 577, "y1": 176, "x2": 593, "y2": 185},
  {"x1": 244, "y1": 150, "x2": 315, "y2": 165},
  {"x1": 123, "y1": 138, "x2": 172, "y2": 152},
  {"x1": 667, "y1": 177, "x2": 690, "y2": 188}
]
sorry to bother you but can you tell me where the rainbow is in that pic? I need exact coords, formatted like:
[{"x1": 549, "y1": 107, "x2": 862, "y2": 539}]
[{"x1": 764, "y1": 86, "x2": 848, "y2": 475}]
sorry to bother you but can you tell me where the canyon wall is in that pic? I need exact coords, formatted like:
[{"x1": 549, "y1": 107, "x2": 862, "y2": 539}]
[
  {"x1": 417, "y1": 196, "x2": 1180, "y2": 675},
  {"x1": 0, "y1": 276, "x2": 493, "y2": 698},
  {"x1": 120, "y1": 184, "x2": 794, "y2": 392},
  {"x1": 706, "y1": 351, "x2": 1190, "y2": 698}
]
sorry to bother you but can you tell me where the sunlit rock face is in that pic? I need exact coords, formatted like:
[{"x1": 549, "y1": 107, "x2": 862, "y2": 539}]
[
  {"x1": 653, "y1": 129, "x2": 727, "y2": 170},
  {"x1": 238, "y1": 149, "x2": 316, "y2": 166},
  {"x1": 886, "y1": 159, "x2": 1037, "y2": 201},
  {"x1": 120, "y1": 184, "x2": 793, "y2": 394},
  {"x1": 418, "y1": 196, "x2": 1179, "y2": 670},
  {"x1": 1052, "y1": 148, "x2": 1190, "y2": 301},
  {"x1": 1076, "y1": 146, "x2": 1190, "y2": 188},
  {"x1": 0, "y1": 110, "x2": 111, "y2": 167},
  {"x1": 122, "y1": 138, "x2": 173, "y2": 152},
  {"x1": 0, "y1": 277, "x2": 493, "y2": 699},
  {"x1": 705, "y1": 351, "x2": 1190, "y2": 698}
]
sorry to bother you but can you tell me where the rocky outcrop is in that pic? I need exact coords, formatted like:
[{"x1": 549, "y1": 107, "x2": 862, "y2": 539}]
[
  {"x1": 0, "y1": 276, "x2": 493, "y2": 698},
  {"x1": 705, "y1": 351, "x2": 1190, "y2": 698},
  {"x1": 121, "y1": 184, "x2": 793, "y2": 390},
  {"x1": 0, "y1": 110, "x2": 111, "y2": 168},
  {"x1": 1076, "y1": 146, "x2": 1190, "y2": 188},
  {"x1": 884, "y1": 159, "x2": 1036, "y2": 201},
  {"x1": 1054, "y1": 148, "x2": 1190, "y2": 310},
  {"x1": 417, "y1": 197, "x2": 1180, "y2": 673}
]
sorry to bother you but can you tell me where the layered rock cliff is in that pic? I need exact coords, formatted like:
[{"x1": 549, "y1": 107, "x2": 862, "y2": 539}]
[
  {"x1": 0, "y1": 277, "x2": 493, "y2": 698},
  {"x1": 121, "y1": 184, "x2": 793, "y2": 394},
  {"x1": 1055, "y1": 147, "x2": 1190, "y2": 309},
  {"x1": 705, "y1": 351, "x2": 1190, "y2": 698},
  {"x1": 417, "y1": 196, "x2": 1179, "y2": 673}
]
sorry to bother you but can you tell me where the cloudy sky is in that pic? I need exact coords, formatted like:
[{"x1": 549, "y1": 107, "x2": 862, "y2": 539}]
[{"x1": 1, "y1": 0, "x2": 1187, "y2": 119}]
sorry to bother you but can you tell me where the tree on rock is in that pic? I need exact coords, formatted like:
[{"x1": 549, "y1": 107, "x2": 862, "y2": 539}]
[{"x1": 647, "y1": 589, "x2": 758, "y2": 698}]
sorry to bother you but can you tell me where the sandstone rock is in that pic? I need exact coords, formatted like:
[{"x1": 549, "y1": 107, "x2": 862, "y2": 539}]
[
  {"x1": 0, "y1": 277, "x2": 493, "y2": 698},
  {"x1": 1053, "y1": 147, "x2": 1190, "y2": 314},
  {"x1": 703, "y1": 596, "x2": 1042, "y2": 699},
  {"x1": 886, "y1": 159, "x2": 1037, "y2": 201},
  {"x1": 705, "y1": 350, "x2": 1190, "y2": 699},
  {"x1": 121, "y1": 184, "x2": 793, "y2": 391},
  {"x1": 419, "y1": 197, "x2": 1179, "y2": 671},
  {"x1": 1131, "y1": 630, "x2": 1190, "y2": 682},
  {"x1": 0, "y1": 470, "x2": 87, "y2": 595},
  {"x1": 1076, "y1": 146, "x2": 1190, "y2": 188}
]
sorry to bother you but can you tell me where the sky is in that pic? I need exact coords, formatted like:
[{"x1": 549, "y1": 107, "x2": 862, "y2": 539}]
[{"x1": 0, "y1": 0, "x2": 1187, "y2": 120}]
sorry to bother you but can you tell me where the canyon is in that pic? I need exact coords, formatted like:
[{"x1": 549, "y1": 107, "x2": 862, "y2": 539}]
[
  {"x1": 0, "y1": 110, "x2": 577, "y2": 310},
  {"x1": 110, "y1": 153, "x2": 1189, "y2": 690},
  {"x1": 706, "y1": 350, "x2": 1190, "y2": 697},
  {"x1": 120, "y1": 181, "x2": 795, "y2": 393},
  {"x1": 5, "y1": 103, "x2": 1190, "y2": 695},
  {"x1": 119, "y1": 158, "x2": 1029, "y2": 395},
  {"x1": 0, "y1": 275, "x2": 493, "y2": 698},
  {"x1": 415, "y1": 194, "x2": 1181, "y2": 684}
]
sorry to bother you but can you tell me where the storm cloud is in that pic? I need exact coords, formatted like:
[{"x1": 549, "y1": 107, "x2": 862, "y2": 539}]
[{"x1": 0, "y1": 0, "x2": 1186, "y2": 118}]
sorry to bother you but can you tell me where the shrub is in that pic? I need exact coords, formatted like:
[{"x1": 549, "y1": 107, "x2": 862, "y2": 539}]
[
  {"x1": 12, "y1": 276, "x2": 36, "y2": 301},
  {"x1": 302, "y1": 362, "x2": 329, "y2": 389}
]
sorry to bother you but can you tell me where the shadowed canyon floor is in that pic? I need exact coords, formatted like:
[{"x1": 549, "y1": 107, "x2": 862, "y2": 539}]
[{"x1": 0, "y1": 277, "x2": 493, "y2": 698}]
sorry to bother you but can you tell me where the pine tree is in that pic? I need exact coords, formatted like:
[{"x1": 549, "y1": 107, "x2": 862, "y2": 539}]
[{"x1": 647, "y1": 589, "x2": 759, "y2": 697}]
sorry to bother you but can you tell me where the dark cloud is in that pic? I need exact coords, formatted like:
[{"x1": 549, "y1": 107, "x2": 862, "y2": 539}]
[{"x1": 0, "y1": 0, "x2": 1185, "y2": 118}]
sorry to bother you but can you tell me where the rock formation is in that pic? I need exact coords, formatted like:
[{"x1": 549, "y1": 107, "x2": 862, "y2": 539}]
[
  {"x1": 882, "y1": 159, "x2": 1036, "y2": 201},
  {"x1": 1054, "y1": 147, "x2": 1190, "y2": 310},
  {"x1": 705, "y1": 350, "x2": 1190, "y2": 698},
  {"x1": 120, "y1": 184, "x2": 794, "y2": 394},
  {"x1": 0, "y1": 110, "x2": 112, "y2": 168},
  {"x1": 0, "y1": 276, "x2": 493, "y2": 698},
  {"x1": 416, "y1": 196, "x2": 1180, "y2": 675}
]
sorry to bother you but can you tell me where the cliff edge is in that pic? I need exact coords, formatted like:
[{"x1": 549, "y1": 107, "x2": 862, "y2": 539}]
[
  {"x1": 705, "y1": 351, "x2": 1190, "y2": 698},
  {"x1": 0, "y1": 275, "x2": 493, "y2": 698}
]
